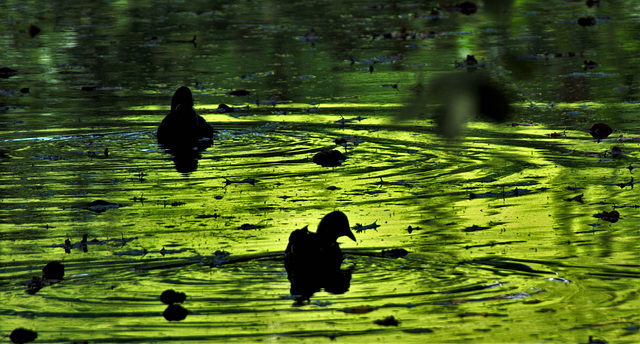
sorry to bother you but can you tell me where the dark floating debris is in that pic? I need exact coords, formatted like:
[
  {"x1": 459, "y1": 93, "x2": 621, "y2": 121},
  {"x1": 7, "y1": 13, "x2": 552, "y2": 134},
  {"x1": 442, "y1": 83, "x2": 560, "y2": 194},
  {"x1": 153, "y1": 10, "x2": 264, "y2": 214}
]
[
  {"x1": 195, "y1": 214, "x2": 220, "y2": 219},
  {"x1": 239, "y1": 224, "x2": 264, "y2": 230},
  {"x1": 402, "y1": 328, "x2": 434, "y2": 334},
  {"x1": 74, "y1": 234, "x2": 88, "y2": 253},
  {"x1": 116, "y1": 248, "x2": 148, "y2": 257},
  {"x1": 88, "y1": 148, "x2": 109, "y2": 158},
  {"x1": 228, "y1": 89, "x2": 250, "y2": 96},
  {"x1": 578, "y1": 16, "x2": 597, "y2": 26},
  {"x1": 382, "y1": 81, "x2": 399, "y2": 90},
  {"x1": 469, "y1": 259, "x2": 535, "y2": 273},
  {"x1": 24, "y1": 261, "x2": 65, "y2": 294},
  {"x1": 607, "y1": 146, "x2": 623, "y2": 158},
  {"x1": 459, "y1": 312, "x2": 507, "y2": 318},
  {"x1": 616, "y1": 177, "x2": 633, "y2": 189},
  {"x1": 224, "y1": 177, "x2": 258, "y2": 186},
  {"x1": 374, "y1": 316, "x2": 400, "y2": 326},
  {"x1": 437, "y1": 1, "x2": 477, "y2": 15},
  {"x1": 70, "y1": 200, "x2": 127, "y2": 213},
  {"x1": 586, "y1": 0, "x2": 600, "y2": 7},
  {"x1": 453, "y1": 1, "x2": 477, "y2": 15},
  {"x1": 455, "y1": 54, "x2": 484, "y2": 70},
  {"x1": 352, "y1": 221, "x2": 380, "y2": 233},
  {"x1": 24, "y1": 277, "x2": 45, "y2": 295},
  {"x1": 217, "y1": 103, "x2": 234, "y2": 113},
  {"x1": 593, "y1": 210, "x2": 620, "y2": 223},
  {"x1": 0, "y1": 67, "x2": 19, "y2": 78},
  {"x1": 160, "y1": 289, "x2": 187, "y2": 305},
  {"x1": 255, "y1": 95, "x2": 292, "y2": 107},
  {"x1": 42, "y1": 261, "x2": 64, "y2": 280},
  {"x1": 406, "y1": 225, "x2": 422, "y2": 234},
  {"x1": 303, "y1": 27, "x2": 318, "y2": 47},
  {"x1": 130, "y1": 194, "x2": 146, "y2": 203},
  {"x1": 336, "y1": 115, "x2": 366, "y2": 125},
  {"x1": 10, "y1": 328, "x2": 38, "y2": 344},
  {"x1": 463, "y1": 224, "x2": 490, "y2": 232},
  {"x1": 163, "y1": 304, "x2": 189, "y2": 321},
  {"x1": 33, "y1": 154, "x2": 67, "y2": 161},
  {"x1": 335, "y1": 135, "x2": 363, "y2": 147},
  {"x1": 208, "y1": 250, "x2": 231, "y2": 267},
  {"x1": 48, "y1": 234, "x2": 138, "y2": 253},
  {"x1": 168, "y1": 34, "x2": 197, "y2": 47},
  {"x1": 81, "y1": 85, "x2": 101, "y2": 91},
  {"x1": 566, "y1": 194, "x2": 584, "y2": 203},
  {"x1": 343, "y1": 305, "x2": 375, "y2": 314},
  {"x1": 164, "y1": 201, "x2": 186, "y2": 208},
  {"x1": 547, "y1": 131, "x2": 566, "y2": 138},
  {"x1": 465, "y1": 54, "x2": 478, "y2": 65},
  {"x1": 588, "y1": 123, "x2": 612, "y2": 141},
  {"x1": 588, "y1": 335, "x2": 607, "y2": 344},
  {"x1": 28, "y1": 23, "x2": 41, "y2": 38},
  {"x1": 381, "y1": 248, "x2": 408, "y2": 258},
  {"x1": 159, "y1": 247, "x2": 191, "y2": 256},
  {"x1": 583, "y1": 60, "x2": 598, "y2": 71},
  {"x1": 375, "y1": 177, "x2": 413, "y2": 188},
  {"x1": 313, "y1": 149, "x2": 347, "y2": 167}
]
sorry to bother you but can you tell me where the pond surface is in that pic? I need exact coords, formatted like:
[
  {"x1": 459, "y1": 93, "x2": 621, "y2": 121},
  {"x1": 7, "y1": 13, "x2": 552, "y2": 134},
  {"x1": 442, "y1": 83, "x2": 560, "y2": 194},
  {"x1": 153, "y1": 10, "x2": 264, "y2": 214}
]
[{"x1": 1, "y1": 0, "x2": 639, "y2": 343}]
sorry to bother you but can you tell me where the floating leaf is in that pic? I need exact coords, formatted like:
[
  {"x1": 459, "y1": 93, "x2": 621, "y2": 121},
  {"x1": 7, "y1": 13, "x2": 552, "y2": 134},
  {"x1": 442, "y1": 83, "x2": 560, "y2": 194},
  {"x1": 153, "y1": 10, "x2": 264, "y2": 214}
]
[
  {"x1": 313, "y1": 149, "x2": 347, "y2": 167},
  {"x1": 374, "y1": 316, "x2": 400, "y2": 326},
  {"x1": 10, "y1": 328, "x2": 37, "y2": 344},
  {"x1": 593, "y1": 210, "x2": 620, "y2": 223},
  {"x1": 588, "y1": 123, "x2": 612, "y2": 141},
  {"x1": 566, "y1": 194, "x2": 584, "y2": 203},
  {"x1": 381, "y1": 248, "x2": 409, "y2": 258},
  {"x1": 352, "y1": 221, "x2": 380, "y2": 233},
  {"x1": 343, "y1": 305, "x2": 375, "y2": 314},
  {"x1": 239, "y1": 224, "x2": 263, "y2": 230}
]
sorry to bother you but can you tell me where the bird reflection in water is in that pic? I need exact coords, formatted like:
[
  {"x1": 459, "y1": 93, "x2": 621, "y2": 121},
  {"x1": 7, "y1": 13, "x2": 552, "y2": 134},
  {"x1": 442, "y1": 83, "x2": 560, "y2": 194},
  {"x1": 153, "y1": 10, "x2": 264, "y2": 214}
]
[
  {"x1": 157, "y1": 86, "x2": 214, "y2": 173},
  {"x1": 284, "y1": 211, "x2": 356, "y2": 305}
]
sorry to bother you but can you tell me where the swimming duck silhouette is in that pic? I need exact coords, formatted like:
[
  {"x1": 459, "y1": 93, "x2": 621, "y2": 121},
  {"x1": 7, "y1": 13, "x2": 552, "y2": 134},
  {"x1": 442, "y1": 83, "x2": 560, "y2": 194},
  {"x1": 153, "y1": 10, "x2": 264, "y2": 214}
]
[
  {"x1": 157, "y1": 86, "x2": 214, "y2": 146},
  {"x1": 284, "y1": 210, "x2": 356, "y2": 303}
]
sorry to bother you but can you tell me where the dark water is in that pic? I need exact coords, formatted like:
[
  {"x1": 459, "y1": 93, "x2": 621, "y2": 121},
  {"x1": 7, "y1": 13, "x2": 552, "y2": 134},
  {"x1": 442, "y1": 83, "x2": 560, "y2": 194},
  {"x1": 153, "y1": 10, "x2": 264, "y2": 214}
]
[{"x1": 1, "y1": 1, "x2": 639, "y2": 343}]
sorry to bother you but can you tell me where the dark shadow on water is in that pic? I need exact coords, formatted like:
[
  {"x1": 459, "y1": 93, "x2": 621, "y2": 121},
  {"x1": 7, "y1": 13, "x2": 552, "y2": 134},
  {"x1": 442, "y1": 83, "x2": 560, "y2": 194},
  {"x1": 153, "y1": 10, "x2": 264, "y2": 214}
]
[
  {"x1": 287, "y1": 263, "x2": 354, "y2": 305},
  {"x1": 159, "y1": 139, "x2": 212, "y2": 174}
]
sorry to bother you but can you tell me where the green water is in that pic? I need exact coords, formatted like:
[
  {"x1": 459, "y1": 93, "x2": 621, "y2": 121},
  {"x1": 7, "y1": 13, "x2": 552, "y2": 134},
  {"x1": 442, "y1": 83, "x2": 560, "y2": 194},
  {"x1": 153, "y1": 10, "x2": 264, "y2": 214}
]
[{"x1": 1, "y1": 0, "x2": 639, "y2": 343}]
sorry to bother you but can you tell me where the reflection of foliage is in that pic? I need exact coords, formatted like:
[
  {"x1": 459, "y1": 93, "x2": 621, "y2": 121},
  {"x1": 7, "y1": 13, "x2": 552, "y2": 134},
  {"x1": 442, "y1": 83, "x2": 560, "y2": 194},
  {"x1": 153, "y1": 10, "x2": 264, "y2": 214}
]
[{"x1": 403, "y1": 73, "x2": 513, "y2": 138}]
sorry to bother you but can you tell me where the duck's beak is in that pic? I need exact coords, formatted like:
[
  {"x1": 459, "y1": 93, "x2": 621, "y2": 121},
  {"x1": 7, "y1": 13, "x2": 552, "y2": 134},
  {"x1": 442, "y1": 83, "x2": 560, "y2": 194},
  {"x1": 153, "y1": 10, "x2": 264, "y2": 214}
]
[{"x1": 346, "y1": 229, "x2": 356, "y2": 242}]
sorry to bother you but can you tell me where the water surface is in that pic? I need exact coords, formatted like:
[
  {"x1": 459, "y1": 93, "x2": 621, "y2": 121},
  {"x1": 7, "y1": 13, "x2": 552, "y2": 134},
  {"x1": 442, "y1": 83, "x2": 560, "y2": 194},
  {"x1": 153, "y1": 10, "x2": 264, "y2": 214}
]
[{"x1": 1, "y1": 1, "x2": 639, "y2": 343}]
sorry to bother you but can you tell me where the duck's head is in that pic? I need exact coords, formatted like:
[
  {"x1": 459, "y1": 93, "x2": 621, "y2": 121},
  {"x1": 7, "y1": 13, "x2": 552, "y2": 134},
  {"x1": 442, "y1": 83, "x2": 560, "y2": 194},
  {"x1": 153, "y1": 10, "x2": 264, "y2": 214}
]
[
  {"x1": 171, "y1": 86, "x2": 194, "y2": 113},
  {"x1": 317, "y1": 210, "x2": 356, "y2": 243}
]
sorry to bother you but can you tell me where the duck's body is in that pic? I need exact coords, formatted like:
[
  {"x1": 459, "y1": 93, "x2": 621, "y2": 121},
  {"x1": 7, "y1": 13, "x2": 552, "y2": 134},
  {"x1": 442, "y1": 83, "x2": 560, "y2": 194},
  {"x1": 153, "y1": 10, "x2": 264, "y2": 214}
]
[
  {"x1": 157, "y1": 86, "x2": 214, "y2": 146},
  {"x1": 284, "y1": 211, "x2": 356, "y2": 302}
]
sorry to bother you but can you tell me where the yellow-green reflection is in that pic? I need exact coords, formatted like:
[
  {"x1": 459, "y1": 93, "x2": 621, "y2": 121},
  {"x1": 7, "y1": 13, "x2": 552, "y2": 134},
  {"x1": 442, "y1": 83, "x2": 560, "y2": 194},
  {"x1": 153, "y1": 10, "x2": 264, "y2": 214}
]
[{"x1": 1, "y1": 0, "x2": 639, "y2": 343}]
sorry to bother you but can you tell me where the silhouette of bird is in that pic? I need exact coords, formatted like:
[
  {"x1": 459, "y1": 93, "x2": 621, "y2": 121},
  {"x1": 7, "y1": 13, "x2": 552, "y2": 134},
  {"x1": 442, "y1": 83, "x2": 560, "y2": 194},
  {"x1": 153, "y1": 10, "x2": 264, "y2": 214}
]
[
  {"x1": 284, "y1": 210, "x2": 356, "y2": 303},
  {"x1": 157, "y1": 86, "x2": 214, "y2": 146}
]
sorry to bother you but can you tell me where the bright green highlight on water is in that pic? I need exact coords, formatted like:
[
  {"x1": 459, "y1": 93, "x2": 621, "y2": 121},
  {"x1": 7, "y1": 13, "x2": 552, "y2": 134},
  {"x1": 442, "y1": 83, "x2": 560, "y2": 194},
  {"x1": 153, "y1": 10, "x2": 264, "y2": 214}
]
[{"x1": 1, "y1": 0, "x2": 639, "y2": 343}]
